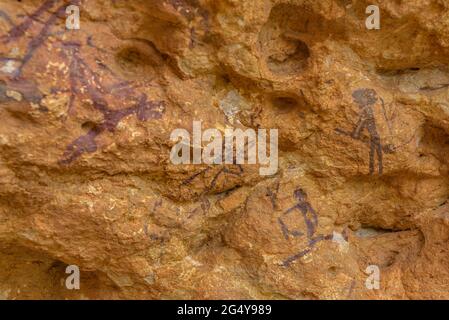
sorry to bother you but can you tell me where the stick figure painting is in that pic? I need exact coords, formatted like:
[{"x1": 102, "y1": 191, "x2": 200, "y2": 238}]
[
  {"x1": 278, "y1": 188, "x2": 332, "y2": 267},
  {"x1": 351, "y1": 88, "x2": 383, "y2": 175},
  {"x1": 334, "y1": 88, "x2": 390, "y2": 175}
]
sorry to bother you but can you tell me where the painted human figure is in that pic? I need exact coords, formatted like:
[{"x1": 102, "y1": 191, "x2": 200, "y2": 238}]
[
  {"x1": 278, "y1": 189, "x2": 331, "y2": 267},
  {"x1": 278, "y1": 189, "x2": 317, "y2": 240},
  {"x1": 351, "y1": 88, "x2": 383, "y2": 175}
]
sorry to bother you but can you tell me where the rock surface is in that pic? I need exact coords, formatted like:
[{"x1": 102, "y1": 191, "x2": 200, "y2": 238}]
[{"x1": 0, "y1": 0, "x2": 449, "y2": 299}]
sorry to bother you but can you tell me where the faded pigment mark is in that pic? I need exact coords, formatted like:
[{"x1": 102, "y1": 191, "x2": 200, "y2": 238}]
[
  {"x1": 59, "y1": 95, "x2": 165, "y2": 165},
  {"x1": 0, "y1": 1, "x2": 166, "y2": 165},
  {"x1": 1, "y1": 0, "x2": 82, "y2": 78},
  {"x1": 57, "y1": 41, "x2": 165, "y2": 164}
]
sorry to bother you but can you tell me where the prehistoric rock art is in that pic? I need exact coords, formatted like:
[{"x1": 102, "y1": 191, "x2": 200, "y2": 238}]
[
  {"x1": 336, "y1": 88, "x2": 392, "y2": 175},
  {"x1": 0, "y1": 0, "x2": 165, "y2": 166},
  {"x1": 0, "y1": 0, "x2": 449, "y2": 300},
  {"x1": 278, "y1": 188, "x2": 333, "y2": 267}
]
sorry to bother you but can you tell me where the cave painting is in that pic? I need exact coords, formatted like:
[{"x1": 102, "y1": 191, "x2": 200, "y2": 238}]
[
  {"x1": 0, "y1": 0, "x2": 165, "y2": 165},
  {"x1": 351, "y1": 88, "x2": 383, "y2": 175},
  {"x1": 181, "y1": 164, "x2": 244, "y2": 195},
  {"x1": 336, "y1": 88, "x2": 395, "y2": 175},
  {"x1": 279, "y1": 188, "x2": 332, "y2": 267}
]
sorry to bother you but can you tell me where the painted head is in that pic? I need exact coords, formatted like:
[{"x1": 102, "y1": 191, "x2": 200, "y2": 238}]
[
  {"x1": 294, "y1": 188, "x2": 307, "y2": 202},
  {"x1": 352, "y1": 88, "x2": 377, "y2": 106}
]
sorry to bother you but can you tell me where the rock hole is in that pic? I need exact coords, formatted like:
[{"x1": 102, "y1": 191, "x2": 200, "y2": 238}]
[
  {"x1": 328, "y1": 266, "x2": 338, "y2": 277},
  {"x1": 81, "y1": 121, "x2": 97, "y2": 132},
  {"x1": 266, "y1": 38, "x2": 310, "y2": 75},
  {"x1": 258, "y1": 3, "x2": 329, "y2": 77},
  {"x1": 115, "y1": 43, "x2": 160, "y2": 77},
  {"x1": 117, "y1": 47, "x2": 147, "y2": 67},
  {"x1": 270, "y1": 96, "x2": 299, "y2": 114}
]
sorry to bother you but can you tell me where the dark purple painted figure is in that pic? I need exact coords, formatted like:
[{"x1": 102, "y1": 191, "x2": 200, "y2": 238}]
[
  {"x1": 351, "y1": 88, "x2": 383, "y2": 175},
  {"x1": 279, "y1": 189, "x2": 331, "y2": 267}
]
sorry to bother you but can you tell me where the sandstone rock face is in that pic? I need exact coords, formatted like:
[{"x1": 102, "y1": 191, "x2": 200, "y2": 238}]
[{"x1": 0, "y1": 0, "x2": 448, "y2": 300}]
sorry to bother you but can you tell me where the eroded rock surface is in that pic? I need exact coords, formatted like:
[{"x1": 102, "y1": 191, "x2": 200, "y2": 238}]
[{"x1": 0, "y1": 0, "x2": 449, "y2": 299}]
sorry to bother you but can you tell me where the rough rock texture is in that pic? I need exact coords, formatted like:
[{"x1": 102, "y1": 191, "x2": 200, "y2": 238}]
[{"x1": 1, "y1": 0, "x2": 449, "y2": 300}]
